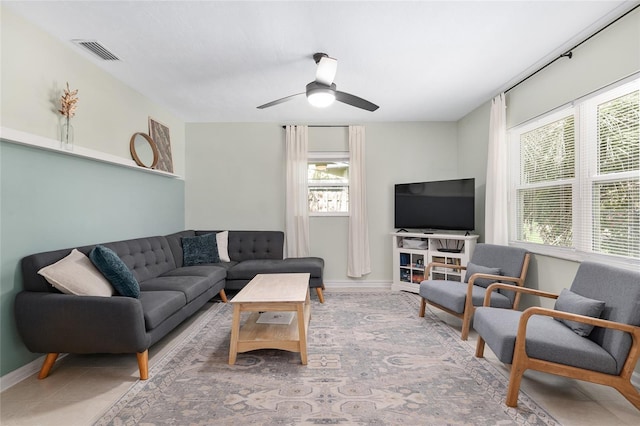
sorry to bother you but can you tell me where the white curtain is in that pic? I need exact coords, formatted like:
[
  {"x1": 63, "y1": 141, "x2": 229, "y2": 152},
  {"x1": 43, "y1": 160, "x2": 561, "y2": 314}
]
[
  {"x1": 285, "y1": 125, "x2": 310, "y2": 257},
  {"x1": 485, "y1": 93, "x2": 509, "y2": 245},
  {"x1": 347, "y1": 125, "x2": 371, "y2": 277}
]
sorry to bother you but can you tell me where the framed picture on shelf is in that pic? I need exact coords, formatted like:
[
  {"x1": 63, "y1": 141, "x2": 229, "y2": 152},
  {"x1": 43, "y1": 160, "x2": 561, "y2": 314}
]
[{"x1": 148, "y1": 117, "x2": 173, "y2": 173}]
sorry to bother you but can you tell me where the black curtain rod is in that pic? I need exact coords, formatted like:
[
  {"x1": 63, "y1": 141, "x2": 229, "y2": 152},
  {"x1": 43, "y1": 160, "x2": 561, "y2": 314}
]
[
  {"x1": 505, "y1": 4, "x2": 639, "y2": 94},
  {"x1": 281, "y1": 125, "x2": 349, "y2": 129}
]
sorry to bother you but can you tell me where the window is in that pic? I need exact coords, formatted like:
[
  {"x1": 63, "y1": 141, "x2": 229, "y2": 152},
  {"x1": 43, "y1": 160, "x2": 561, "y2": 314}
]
[
  {"x1": 307, "y1": 152, "x2": 349, "y2": 215},
  {"x1": 509, "y1": 77, "x2": 639, "y2": 265}
]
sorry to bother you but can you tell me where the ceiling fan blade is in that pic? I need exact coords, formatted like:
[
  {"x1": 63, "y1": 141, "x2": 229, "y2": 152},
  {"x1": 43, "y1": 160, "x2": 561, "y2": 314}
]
[
  {"x1": 315, "y1": 56, "x2": 337, "y2": 86},
  {"x1": 335, "y1": 91, "x2": 379, "y2": 112},
  {"x1": 257, "y1": 92, "x2": 304, "y2": 109}
]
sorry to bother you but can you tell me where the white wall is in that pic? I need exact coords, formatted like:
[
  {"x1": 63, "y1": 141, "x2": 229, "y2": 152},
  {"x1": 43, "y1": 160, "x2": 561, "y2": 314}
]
[
  {"x1": 507, "y1": 7, "x2": 639, "y2": 128},
  {"x1": 185, "y1": 122, "x2": 458, "y2": 283},
  {"x1": 456, "y1": 102, "x2": 491, "y2": 241}
]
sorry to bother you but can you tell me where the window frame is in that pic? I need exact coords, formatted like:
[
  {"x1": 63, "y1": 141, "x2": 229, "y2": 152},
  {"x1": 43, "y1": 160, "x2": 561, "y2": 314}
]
[
  {"x1": 307, "y1": 151, "x2": 350, "y2": 217},
  {"x1": 508, "y1": 76, "x2": 640, "y2": 270}
]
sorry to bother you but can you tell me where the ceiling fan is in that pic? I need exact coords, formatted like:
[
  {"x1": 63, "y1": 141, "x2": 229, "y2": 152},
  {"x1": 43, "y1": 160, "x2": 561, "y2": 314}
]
[{"x1": 257, "y1": 53, "x2": 379, "y2": 112}]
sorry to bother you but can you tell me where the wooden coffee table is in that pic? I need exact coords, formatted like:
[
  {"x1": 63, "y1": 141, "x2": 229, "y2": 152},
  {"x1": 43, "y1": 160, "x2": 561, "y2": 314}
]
[{"x1": 228, "y1": 273, "x2": 311, "y2": 365}]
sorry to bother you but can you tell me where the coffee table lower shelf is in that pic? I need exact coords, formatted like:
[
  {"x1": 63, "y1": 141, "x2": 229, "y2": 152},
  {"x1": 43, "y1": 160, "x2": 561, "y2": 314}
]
[{"x1": 229, "y1": 299, "x2": 311, "y2": 365}]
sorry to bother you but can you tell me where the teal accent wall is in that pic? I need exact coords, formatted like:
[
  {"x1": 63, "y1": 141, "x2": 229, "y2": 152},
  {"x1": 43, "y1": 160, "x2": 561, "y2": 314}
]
[{"x1": 0, "y1": 141, "x2": 185, "y2": 376}]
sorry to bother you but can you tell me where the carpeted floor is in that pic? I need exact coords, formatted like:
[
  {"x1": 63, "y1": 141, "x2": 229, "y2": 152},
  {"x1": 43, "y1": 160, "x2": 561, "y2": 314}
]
[{"x1": 96, "y1": 291, "x2": 558, "y2": 425}]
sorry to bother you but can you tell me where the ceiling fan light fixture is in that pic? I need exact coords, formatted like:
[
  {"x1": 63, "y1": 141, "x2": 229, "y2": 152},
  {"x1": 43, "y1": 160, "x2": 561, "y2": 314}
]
[
  {"x1": 306, "y1": 82, "x2": 336, "y2": 108},
  {"x1": 308, "y1": 91, "x2": 335, "y2": 108}
]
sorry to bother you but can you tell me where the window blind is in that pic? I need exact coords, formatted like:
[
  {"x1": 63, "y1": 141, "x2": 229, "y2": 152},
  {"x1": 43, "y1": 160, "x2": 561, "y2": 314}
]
[{"x1": 509, "y1": 76, "x2": 639, "y2": 263}]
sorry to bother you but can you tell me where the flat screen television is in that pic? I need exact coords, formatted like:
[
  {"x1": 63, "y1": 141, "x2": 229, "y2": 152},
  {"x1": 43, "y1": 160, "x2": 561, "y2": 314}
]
[{"x1": 394, "y1": 178, "x2": 475, "y2": 231}]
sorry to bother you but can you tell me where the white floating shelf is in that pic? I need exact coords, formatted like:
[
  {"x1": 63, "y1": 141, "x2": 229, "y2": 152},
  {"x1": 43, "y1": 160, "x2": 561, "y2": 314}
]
[{"x1": 0, "y1": 127, "x2": 182, "y2": 179}]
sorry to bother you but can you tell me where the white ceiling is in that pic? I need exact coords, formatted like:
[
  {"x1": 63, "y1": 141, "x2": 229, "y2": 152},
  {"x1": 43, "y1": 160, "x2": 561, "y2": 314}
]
[{"x1": 4, "y1": 1, "x2": 638, "y2": 123}]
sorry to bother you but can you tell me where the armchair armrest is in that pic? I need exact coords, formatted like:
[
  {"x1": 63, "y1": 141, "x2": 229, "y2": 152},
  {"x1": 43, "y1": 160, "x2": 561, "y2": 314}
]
[
  {"x1": 482, "y1": 283, "x2": 559, "y2": 307},
  {"x1": 15, "y1": 292, "x2": 150, "y2": 354}
]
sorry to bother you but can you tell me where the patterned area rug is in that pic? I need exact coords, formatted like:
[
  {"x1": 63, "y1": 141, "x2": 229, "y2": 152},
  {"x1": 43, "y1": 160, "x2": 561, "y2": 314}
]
[{"x1": 96, "y1": 291, "x2": 558, "y2": 425}]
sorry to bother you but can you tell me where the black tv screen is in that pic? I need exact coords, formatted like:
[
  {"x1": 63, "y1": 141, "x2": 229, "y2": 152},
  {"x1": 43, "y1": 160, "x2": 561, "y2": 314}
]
[{"x1": 394, "y1": 178, "x2": 475, "y2": 231}]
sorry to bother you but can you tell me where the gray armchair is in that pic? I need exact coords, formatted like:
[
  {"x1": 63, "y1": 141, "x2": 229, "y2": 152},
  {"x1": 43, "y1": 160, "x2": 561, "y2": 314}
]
[
  {"x1": 474, "y1": 261, "x2": 640, "y2": 410},
  {"x1": 419, "y1": 244, "x2": 530, "y2": 340}
]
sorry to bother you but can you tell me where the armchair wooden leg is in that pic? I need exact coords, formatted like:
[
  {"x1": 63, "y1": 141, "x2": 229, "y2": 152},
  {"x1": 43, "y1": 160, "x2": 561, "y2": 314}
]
[
  {"x1": 137, "y1": 350, "x2": 149, "y2": 380},
  {"x1": 219, "y1": 289, "x2": 228, "y2": 303},
  {"x1": 419, "y1": 298, "x2": 426, "y2": 317},
  {"x1": 315, "y1": 287, "x2": 325, "y2": 304},
  {"x1": 475, "y1": 337, "x2": 486, "y2": 358},
  {"x1": 506, "y1": 364, "x2": 526, "y2": 407},
  {"x1": 614, "y1": 381, "x2": 640, "y2": 409},
  {"x1": 461, "y1": 312, "x2": 471, "y2": 341},
  {"x1": 38, "y1": 353, "x2": 59, "y2": 379}
]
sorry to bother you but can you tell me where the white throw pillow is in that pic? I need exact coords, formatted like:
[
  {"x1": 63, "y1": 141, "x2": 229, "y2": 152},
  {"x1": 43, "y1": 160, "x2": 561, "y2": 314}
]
[
  {"x1": 216, "y1": 231, "x2": 230, "y2": 262},
  {"x1": 38, "y1": 249, "x2": 114, "y2": 297}
]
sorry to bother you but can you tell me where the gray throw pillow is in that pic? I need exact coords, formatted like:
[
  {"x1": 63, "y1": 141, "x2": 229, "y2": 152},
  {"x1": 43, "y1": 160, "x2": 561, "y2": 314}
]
[
  {"x1": 89, "y1": 245, "x2": 140, "y2": 298},
  {"x1": 554, "y1": 288, "x2": 605, "y2": 337},
  {"x1": 464, "y1": 262, "x2": 502, "y2": 288},
  {"x1": 182, "y1": 233, "x2": 219, "y2": 266}
]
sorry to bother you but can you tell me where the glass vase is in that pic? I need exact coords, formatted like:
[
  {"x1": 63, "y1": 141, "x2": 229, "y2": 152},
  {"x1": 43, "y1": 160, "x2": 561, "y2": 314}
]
[{"x1": 61, "y1": 121, "x2": 74, "y2": 151}]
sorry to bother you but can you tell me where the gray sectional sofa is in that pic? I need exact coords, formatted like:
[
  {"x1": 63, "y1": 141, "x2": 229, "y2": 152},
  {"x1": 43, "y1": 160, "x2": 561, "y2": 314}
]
[{"x1": 15, "y1": 230, "x2": 324, "y2": 380}]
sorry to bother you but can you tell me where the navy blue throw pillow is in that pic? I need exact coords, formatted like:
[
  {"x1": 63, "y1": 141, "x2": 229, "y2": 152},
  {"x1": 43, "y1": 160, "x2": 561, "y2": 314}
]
[
  {"x1": 89, "y1": 245, "x2": 140, "y2": 298},
  {"x1": 182, "y1": 233, "x2": 219, "y2": 266}
]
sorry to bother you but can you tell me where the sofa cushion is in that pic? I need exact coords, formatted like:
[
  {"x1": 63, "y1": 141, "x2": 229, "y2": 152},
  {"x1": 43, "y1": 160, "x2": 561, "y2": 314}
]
[
  {"x1": 37, "y1": 249, "x2": 114, "y2": 297},
  {"x1": 140, "y1": 275, "x2": 217, "y2": 303},
  {"x1": 164, "y1": 230, "x2": 196, "y2": 268},
  {"x1": 227, "y1": 258, "x2": 323, "y2": 281},
  {"x1": 162, "y1": 264, "x2": 229, "y2": 280},
  {"x1": 207, "y1": 231, "x2": 284, "y2": 262},
  {"x1": 182, "y1": 233, "x2": 219, "y2": 266},
  {"x1": 282, "y1": 257, "x2": 324, "y2": 278},
  {"x1": 474, "y1": 307, "x2": 617, "y2": 375},
  {"x1": 554, "y1": 288, "x2": 605, "y2": 337},
  {"x1": 419, "y1": 280, "x2": 512, "y2": 313},
  {"x1": 138, "y1": 291, "x2": 186, "y2": 331},
  {"x1": 90, "y1": 245, "x2": 140, "y2": 298},
  {"x1": 464, "y1": 262, "x2": 502, "y2": 288},
  {"x1": 101, "y1": 236, "x2": 176, "y2": 283}
]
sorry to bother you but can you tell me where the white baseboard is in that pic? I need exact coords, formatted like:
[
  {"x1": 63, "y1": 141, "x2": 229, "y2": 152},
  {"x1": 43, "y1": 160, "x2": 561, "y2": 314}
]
[
  {"x1": 0, "y1": 354, "x2": 66, "y2": 392},
  {"x1": 324, "y1": 280, "x2": 392, "y2": 289}
]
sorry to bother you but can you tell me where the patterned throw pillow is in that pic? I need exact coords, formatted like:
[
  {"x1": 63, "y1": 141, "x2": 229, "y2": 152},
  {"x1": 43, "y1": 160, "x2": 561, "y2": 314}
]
[
  {"x1": 89, "y1": 245, "x2": 140, "y2": 298},
  {"x1": 182, "y1": 233, "x2": 219, "y2": 266}
]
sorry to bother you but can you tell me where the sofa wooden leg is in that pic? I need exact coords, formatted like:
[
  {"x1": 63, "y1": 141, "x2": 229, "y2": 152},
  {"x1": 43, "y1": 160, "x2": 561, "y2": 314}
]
[
  {"x1": 38, "y1": 353, "x2": 59, "y2": 379},
  {"x1": 419, "y1": 298, "x2": 426, "y2": 317},
  {"x1": 315, "y1": 287, "x2": 325, "y2": 304},
  {"x1": 219, "y1": 289, "x2": 228, "y2": 303},
  {"x1": 137, "y1": 350, "x2": 149, "y2": 380}
]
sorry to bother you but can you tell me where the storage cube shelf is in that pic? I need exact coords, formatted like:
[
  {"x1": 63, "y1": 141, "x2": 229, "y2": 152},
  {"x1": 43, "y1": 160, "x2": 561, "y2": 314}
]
[{"x1": 391, "y1": 231, "x2": 478, "y2": 293}]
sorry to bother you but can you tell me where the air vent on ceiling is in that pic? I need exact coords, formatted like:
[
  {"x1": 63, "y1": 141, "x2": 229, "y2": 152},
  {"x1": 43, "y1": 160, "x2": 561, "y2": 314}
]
[{"x1": 72, "y1": 40, "x2": 120, "y2": 61}]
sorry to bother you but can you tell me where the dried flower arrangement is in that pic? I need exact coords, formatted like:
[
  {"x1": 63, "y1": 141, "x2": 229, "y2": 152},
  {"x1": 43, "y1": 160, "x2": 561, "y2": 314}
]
[
  {"x1": 58, "y1": 82, "x2": 78, "y2": 148},
  {"x1": 59, "y1": 82, "x2": 79, "y2": 119}
]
